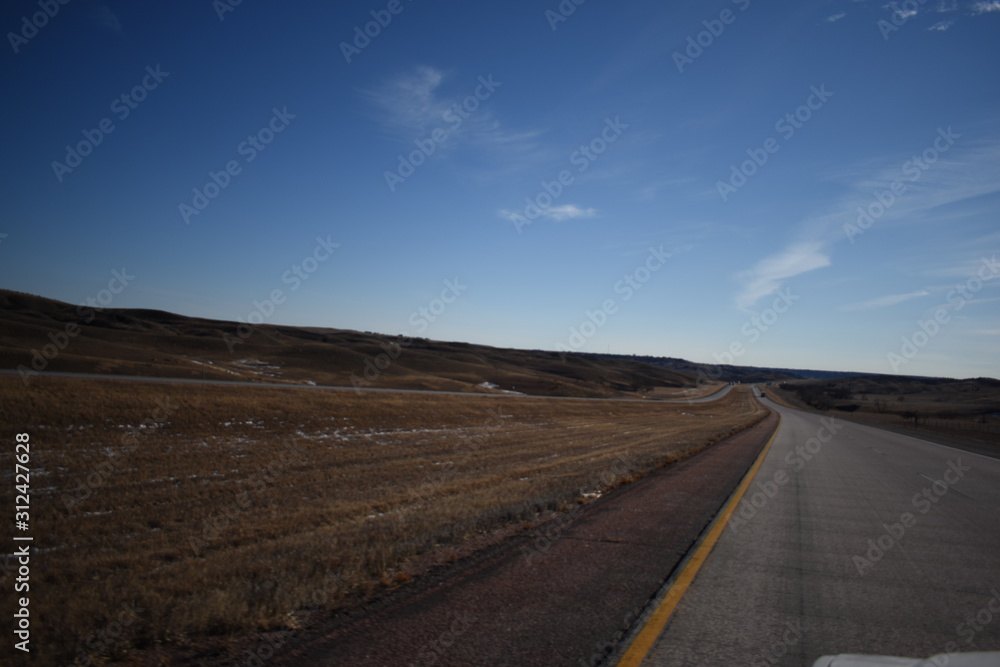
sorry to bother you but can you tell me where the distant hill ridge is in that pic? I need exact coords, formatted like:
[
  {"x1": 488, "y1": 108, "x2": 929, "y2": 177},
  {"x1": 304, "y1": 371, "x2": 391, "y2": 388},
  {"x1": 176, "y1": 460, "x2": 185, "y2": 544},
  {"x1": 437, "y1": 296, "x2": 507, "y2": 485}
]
[{"x1": 1, "y1": 289, "x2": 981, "y2": 397}]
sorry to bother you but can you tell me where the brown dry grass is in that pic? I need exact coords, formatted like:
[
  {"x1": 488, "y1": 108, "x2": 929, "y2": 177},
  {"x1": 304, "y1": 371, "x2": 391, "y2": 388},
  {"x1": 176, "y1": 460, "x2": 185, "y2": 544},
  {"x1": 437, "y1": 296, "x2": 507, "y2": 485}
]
[
  {"x1": 645, "y1": 382, "x2": 727, "y2": 399},
  {"x1": 0, "y1": 377, "x2": 765, "y2": 664}
]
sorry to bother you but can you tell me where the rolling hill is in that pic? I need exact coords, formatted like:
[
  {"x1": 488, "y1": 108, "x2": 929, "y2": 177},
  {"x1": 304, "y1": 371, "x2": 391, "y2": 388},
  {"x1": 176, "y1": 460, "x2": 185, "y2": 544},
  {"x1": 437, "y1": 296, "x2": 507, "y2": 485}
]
[{"x1": 0, "y1": 289, "x2": 698, "y2": 397}]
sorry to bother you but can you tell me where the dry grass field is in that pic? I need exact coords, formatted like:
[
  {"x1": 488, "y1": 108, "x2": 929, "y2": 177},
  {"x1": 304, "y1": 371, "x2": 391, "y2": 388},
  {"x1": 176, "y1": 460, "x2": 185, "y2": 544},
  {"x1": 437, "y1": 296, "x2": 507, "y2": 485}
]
[{"x1": 0, "y1": 377, "x2": 765, "y2": 665}]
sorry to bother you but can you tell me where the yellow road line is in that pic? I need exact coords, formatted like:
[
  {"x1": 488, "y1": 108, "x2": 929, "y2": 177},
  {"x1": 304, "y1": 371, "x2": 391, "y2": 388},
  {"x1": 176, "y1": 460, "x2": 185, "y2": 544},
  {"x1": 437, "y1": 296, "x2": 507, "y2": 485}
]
[{"x1": 615, "y1": 414, "x2": 783, "y2": 667}]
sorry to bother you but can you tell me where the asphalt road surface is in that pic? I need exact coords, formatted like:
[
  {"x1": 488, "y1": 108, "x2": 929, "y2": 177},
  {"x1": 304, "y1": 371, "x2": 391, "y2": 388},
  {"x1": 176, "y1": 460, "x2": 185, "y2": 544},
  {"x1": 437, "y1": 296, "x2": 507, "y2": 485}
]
[
  {"x1": 632, "y1": 397, "x2": 1000, "y2": 666},
  {"x1": 679, "y1": 382, "x2": 733, "y2": 403}
]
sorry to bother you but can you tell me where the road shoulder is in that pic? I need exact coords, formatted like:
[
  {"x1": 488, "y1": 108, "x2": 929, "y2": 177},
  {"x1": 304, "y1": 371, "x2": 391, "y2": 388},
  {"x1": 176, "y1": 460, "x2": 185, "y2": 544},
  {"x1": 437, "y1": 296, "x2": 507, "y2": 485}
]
[{"x1": 262, "y1": 411, "x2": 780, "y2": 666}]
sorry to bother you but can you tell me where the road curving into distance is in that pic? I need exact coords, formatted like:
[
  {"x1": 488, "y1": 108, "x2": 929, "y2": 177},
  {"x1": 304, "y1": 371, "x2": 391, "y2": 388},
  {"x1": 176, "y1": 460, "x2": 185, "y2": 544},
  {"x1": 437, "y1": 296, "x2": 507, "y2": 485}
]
[{"x1": 619, "y1": 393, "x2": 1000, "y2": 666}]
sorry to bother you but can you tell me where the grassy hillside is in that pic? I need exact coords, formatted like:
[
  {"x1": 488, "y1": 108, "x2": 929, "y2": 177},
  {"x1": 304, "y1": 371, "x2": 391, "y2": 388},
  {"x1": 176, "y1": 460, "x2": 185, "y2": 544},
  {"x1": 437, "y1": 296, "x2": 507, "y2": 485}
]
[{"x1": 0, "y1": 289, "x2": 697, "y2": 397}]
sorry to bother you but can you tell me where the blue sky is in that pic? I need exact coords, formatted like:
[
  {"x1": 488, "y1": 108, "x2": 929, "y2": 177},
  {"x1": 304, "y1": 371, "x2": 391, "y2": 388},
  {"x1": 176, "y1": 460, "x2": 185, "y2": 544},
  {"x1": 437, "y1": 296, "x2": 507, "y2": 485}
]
[{"x1": 2, "y1": 0, "x2": 998, "y2": 379}]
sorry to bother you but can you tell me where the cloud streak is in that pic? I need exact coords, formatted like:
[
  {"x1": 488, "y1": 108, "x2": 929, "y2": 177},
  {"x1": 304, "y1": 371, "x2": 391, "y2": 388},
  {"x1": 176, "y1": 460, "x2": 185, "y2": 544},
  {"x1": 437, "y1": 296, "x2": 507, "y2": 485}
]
[
  {"x1": 498, "y1": 204, "x2": 597, "y2": 224},
  {"x1": 810, "y1": 133, "x2": 1000, "y2": 246},
  {"x1": 971, "y1": 1, "x2": 1000, "y2": 14},
  {"x1": 736, "y1": 242, "x2": 831, "y2": 310},
  {"x1": 842, "y1": 290, "x2": 930, "y2": 311},
  {"x1": 363, "y1": 66, "x2": 542, "y2": 159}
]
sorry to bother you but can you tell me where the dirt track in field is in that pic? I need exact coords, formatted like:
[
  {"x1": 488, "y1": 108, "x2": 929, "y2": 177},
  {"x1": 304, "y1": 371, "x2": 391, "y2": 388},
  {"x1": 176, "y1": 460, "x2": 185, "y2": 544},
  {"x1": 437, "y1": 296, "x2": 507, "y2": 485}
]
[{"x1": 270, "y1": 411, "x2": 779, "y2": 667}]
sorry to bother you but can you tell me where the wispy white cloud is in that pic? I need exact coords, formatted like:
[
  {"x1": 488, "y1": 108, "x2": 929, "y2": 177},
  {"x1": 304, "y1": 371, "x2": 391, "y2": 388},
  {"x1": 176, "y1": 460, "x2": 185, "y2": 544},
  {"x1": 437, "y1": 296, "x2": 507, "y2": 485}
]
[
  {"x1": 938, "y1": 295, "x2": 1000, "y2": 315},
  {"x1": 881, "y1": 0, "x2": 999, "y2": 30},
  {"x1": 971, "y1": 1, "x2": 1000, "y2": 14},
  {"x1": 916, "y1": 253, "x2": 1000, "y2": 279},
  {"x1": 842, "y1": 290, "x2": 930, "y2": 311},
  {"x1": 363, "y1": 66, "x2": 448, "y2": 134},
  {"x1": 363, "y1": 66, "x2": 542, "y2": 158},
  {"x1": 812, "y1": 134, "x2": 1000, "y2": 246},
  {"x1": 543, "y1": 204, "x2": 597, "y2": 221},
  {"x1": 739, "y1": 136, "x2": 1000, "y2": 317},
  {"x1": 888, "y1": 6, "x2": 919, "y2": 19},
  {"x1": 497, "y1": 204, "x2": 597, "y2": 224},
  {"x1": 736, "y1": 241, "x2": 831, "y2": 310},
  {"x1": 826, "y1": 12, "x2": 847, "y2": 22}
]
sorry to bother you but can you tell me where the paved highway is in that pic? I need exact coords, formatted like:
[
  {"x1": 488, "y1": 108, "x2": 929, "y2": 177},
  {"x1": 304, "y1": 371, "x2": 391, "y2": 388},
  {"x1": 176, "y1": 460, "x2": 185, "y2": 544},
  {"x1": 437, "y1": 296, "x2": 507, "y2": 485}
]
[
  {"x1": 625, "y1": 397, "x2": 1000, "y2": 666},
  {"x1": 680, "y1": 382, "x2": 733, "y2": 403}
]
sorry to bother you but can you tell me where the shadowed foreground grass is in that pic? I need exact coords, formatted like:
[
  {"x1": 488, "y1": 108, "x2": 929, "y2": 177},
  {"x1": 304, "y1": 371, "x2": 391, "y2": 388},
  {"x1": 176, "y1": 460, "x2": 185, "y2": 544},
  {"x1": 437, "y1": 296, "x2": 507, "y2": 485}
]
[{"x1": 0, "y1": 377, "x2": 765, "y2": 664}]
